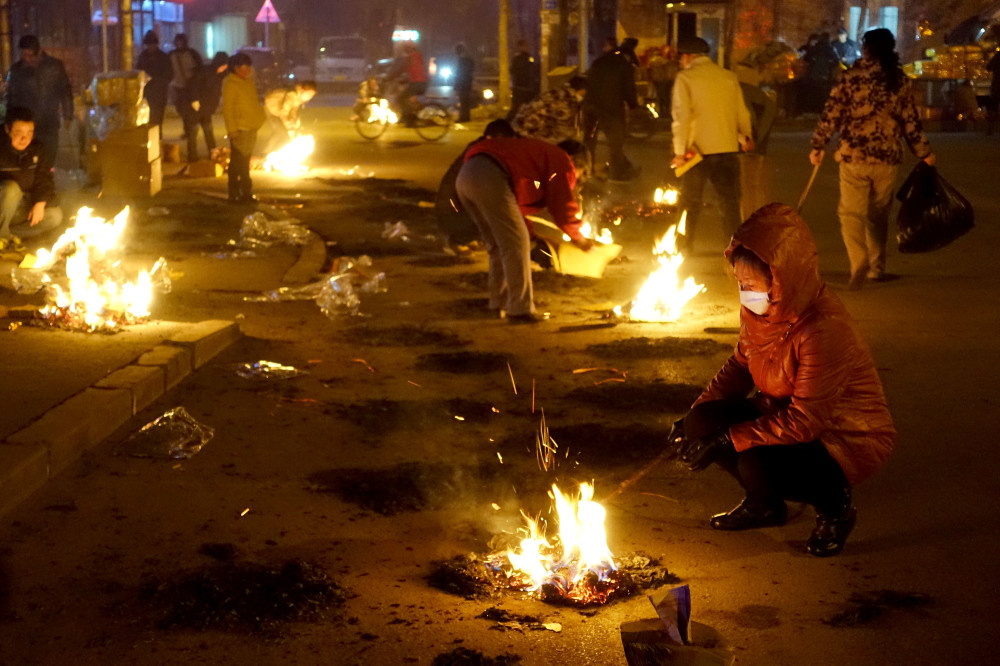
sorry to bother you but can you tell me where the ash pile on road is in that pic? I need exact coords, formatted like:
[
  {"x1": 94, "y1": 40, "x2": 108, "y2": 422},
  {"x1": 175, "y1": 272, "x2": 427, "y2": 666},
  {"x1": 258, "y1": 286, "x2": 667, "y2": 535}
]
[
  {"x1": 142, "y1": 559, "x2": 345, "y2": 634},
  {"x1": 427, "y1": 551, "x2": 679, "y2": 607},
  {"x1": 432, "y1": 647, "x2": 522, "y2": 665},
  {"x1": 824, "y1": 590, "x2": 932, "y2": 627}
]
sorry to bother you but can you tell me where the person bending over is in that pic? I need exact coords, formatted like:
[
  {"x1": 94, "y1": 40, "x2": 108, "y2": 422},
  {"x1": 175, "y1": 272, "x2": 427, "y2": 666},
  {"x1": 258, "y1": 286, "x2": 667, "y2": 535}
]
[{"x1": 668, "y1": 203, "x2": 894, "y2": 557}]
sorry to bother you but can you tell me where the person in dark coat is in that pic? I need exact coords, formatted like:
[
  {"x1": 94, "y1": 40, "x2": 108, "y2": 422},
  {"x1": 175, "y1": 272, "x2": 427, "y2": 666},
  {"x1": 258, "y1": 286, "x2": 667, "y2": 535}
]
[
  {"x1": 190, "y1": 51, "x2": 229, "y2": 159},
  {"x1": 169, "y1": 34, "x2": 203, "y2": 159},
  {"x1": 136, "y1": 31, "x2": 171, "y2": 128},
  {"x1": 453, "y1": 43, "x2": 475, "y2": 123},
  {"x1": 831, "y1": 27, "x2": 861, "y2": 68},
  {"x1": 582, "y1": 37, "x2": 639, "y2": 181},
  {"x1": 3, "y1": 35, "x2": 73, "y2": 170},
  {"x1": 0, "y1": 107, "x2": 63, "y2": 240},
  {"x1": 507, "y1": 40, "x2": 539, "y2": 120}
]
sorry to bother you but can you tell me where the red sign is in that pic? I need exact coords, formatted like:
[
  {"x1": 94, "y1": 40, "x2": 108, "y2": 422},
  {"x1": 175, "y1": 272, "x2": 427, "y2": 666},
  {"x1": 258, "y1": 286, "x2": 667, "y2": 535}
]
[{"x1": 255, "y1": 0, "x2": 281, "y2": 24}]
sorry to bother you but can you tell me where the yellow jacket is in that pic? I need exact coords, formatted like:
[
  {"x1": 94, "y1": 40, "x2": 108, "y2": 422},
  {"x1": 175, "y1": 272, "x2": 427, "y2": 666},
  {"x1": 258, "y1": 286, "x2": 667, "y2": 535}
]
[{"x1": 222, "y1": 73, "x2": 265, "y2": 133}]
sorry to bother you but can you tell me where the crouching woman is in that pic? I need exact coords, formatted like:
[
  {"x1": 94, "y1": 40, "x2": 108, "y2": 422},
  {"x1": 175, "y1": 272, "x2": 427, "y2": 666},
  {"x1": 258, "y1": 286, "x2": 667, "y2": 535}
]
[{"x1": 671, "y1": 203, "x2": 894, "y2": 556}]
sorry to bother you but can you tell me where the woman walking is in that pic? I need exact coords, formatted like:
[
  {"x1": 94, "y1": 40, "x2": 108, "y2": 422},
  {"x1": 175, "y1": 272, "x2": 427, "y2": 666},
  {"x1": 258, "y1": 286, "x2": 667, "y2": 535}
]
[{"x1": 809, "y1": 28, "x2": 935, "y2": 289}]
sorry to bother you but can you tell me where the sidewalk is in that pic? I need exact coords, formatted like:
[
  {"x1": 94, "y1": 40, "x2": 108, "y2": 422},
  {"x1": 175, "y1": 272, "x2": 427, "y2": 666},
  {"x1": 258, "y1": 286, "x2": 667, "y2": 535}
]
[{"x1": 0, "y1": 186, "x2": 326, "y2": 518}]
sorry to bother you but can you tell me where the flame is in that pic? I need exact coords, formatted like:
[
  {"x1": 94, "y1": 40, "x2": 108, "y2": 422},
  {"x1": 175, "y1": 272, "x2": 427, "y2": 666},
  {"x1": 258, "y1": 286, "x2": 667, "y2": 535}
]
[
  {"x1": 263, "y1": 134, "x2": 315, "y2": 175},
  {"x1": 619, "y1": 210, "x2": 705, "y2": 322},
  {"x1": 368, "y1": 98, "x2": 398, "y2": 125},
  {"x1": 564, "y1": 220, "x2": 614, "y2": 245},
  {"x1": 654, "y1": 187, "x2": 679, "y2": 206},
  {"x1": 500, "y1": 482, "x2": 617, "y2": 603},
  {"x1": 33, "y1": 207, "x2": 155, "y2": 331}
]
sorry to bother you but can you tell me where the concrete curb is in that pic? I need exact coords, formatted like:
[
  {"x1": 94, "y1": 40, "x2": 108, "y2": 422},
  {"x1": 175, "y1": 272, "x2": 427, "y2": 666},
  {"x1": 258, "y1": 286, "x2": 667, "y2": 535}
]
[{"x1": 0, "y1": 319, "x2": 242, "y2": 519}]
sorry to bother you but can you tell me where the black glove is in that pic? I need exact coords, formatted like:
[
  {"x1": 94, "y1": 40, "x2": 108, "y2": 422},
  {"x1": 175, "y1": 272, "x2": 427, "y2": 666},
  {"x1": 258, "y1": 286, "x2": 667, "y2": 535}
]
[
  {"x1": 679, "y1": 430, "x2": 733, "y2": 471},
  {"x1": 665, "y1": 418, "x2": 686, "y2": 458}
]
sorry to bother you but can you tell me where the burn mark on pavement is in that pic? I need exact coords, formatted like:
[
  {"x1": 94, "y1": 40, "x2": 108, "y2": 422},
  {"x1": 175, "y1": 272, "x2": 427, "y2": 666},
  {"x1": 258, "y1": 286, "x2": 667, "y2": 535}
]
[
  {"x1": 341, "y1": 323, "x2": 468, "y2": 347},
  {"x1": 586, "y1": 336, "x2": 732, "y2": 359},
  {"x1": 824, "y1": 590, "x2": 932, "y2": 627},
  {"x1": 329, "y1": 398, "x2": 500, "y2": 437},
  {"x1": 566, "y1": 381, "x2": 703, "y2": 413},
  {"x1": 432, "y1": 647, "x2": 523, "y2": 665},
  {"x1": 416, "y1": 351, "x2": 514, "y2": 374},
  {"x1": 307, "y1": 462, "x2": 501, "y2": 515},
  {"x1": 142, "y1": 559, "x2": 344, "y2": 635}
]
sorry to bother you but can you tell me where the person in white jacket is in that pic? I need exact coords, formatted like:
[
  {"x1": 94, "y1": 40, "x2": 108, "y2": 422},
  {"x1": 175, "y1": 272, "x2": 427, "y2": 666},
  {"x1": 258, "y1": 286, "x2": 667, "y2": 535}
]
[{"x1": 671, "y1": 37, "x2": 753, "y2": 250}]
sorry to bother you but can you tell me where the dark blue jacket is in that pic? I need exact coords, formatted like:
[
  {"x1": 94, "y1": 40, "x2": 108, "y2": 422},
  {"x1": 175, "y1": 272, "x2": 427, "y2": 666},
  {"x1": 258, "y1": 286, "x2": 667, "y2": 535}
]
[{"x1": 0, "y1": 138, "x2": 55, "y2": 204}]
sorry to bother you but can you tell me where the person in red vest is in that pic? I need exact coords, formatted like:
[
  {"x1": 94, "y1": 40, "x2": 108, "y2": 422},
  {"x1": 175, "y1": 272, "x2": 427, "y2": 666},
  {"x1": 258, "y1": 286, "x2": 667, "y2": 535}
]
[
  {"x1": 455, "y1": 136, "x2": 592, "y2": 323},
  {"x1": 387, "y1": 41, "x2": 428, "y2": 126}
]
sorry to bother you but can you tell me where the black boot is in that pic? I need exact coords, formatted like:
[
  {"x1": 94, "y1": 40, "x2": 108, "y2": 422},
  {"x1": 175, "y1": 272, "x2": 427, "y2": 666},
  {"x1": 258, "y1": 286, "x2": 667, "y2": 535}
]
[
  {"x1": 710, "y1": 498, "x2": 787, "y2": 531},
  {"x1": 807, "y1": 505, "x2": 857, "y2": 557}
]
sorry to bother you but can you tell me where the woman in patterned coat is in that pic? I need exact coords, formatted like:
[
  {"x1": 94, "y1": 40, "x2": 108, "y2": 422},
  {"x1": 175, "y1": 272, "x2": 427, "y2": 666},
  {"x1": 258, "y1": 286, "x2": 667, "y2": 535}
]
[{"x1": 809, "y1": 28, "x2": 935, "y2": 289}]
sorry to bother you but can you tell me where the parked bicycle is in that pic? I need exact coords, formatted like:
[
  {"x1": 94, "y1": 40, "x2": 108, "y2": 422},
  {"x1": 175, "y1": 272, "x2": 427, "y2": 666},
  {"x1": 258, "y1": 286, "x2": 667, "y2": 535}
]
[{"x1": 354, "y1": 79, "x2": 452, "y2": 142}]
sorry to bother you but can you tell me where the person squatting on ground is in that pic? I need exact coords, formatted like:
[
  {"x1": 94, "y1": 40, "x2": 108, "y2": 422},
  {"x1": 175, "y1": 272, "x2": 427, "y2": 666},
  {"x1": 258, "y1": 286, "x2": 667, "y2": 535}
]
[
  {"x1": 583, "y1": 37, "x2": 639, "y2": 182},
  {"x1": 668, "y1": 203, "x2": 894, "y2": 557},
  {"x1": 3, "y1": 35, "x2": 73, "y2": 171},
  {"x1": 0, "y1": 107, "x2": 63, "y2": 240},
  {"x1": 222, "y1": 52, "x2": 265, "y2": 204},
  {"x1": 455, "y1": 136, "x2": 593, "y2": 323},
  {"x1": 189, "y1": 51, "x2": 229, "y2": 160},
  {"x1": 453, "y1": 43, "x2": 475, "y2": 123},
  {"x1": 137, "y1": 31, "x2": 171, "y2": 128},
  {"x1": 262, "y1": 80, "x2": 318, "y2": 154},
  {"x1": 671, "y1": 36, "x2": 753, "y2": 250},
  {"x1": 810, "y1": 28, "x2": 935, "y2": 290},
  {"x1": 169, "y1": 34, "x2": 203, "y2": 159},
  {"x1": 387, "y1": 42, "x2": 428, "y2": 126},
  {"x1": 513, "y1": 75, "x2": 587, "y2": 144}
]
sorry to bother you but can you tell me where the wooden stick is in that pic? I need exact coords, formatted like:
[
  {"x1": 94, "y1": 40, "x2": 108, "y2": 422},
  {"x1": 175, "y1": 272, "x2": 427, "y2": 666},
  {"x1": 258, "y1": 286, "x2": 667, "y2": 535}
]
[
  {"x1": 797, "y1": 161, "x2": 821, "y2": 213},
  {"x1": 603, "y1": 448, "x2": 677, "y2": 502}
]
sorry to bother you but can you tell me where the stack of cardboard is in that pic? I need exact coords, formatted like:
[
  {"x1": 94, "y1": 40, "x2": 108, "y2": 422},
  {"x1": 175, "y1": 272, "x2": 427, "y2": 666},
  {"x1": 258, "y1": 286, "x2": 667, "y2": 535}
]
[{"x1": 100, "y1": 124, "x2": 162, "y2": 198}]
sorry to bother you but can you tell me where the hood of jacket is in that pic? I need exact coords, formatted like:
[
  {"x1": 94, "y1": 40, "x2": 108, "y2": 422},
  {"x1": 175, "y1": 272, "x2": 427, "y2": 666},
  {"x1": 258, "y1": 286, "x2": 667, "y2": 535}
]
[{"x1": 725, "y1": 203, "x2": 825, "y2": 336}]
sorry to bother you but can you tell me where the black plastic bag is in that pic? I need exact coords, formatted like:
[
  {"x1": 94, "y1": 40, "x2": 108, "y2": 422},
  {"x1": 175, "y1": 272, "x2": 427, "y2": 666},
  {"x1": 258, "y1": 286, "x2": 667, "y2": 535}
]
[{"x1": 895, "y1": 162, "x2": 974, "y2": 253}]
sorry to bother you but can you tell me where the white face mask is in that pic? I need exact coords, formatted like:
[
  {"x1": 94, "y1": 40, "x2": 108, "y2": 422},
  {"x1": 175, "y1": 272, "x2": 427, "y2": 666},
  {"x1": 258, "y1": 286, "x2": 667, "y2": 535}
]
[{"x1": 739, "y1": 289, "x2": 770, "y2": 315}]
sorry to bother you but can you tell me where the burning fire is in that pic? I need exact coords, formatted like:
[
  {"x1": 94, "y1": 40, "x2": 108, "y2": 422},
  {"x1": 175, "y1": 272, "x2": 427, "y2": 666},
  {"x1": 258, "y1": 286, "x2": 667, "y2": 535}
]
[
  {"x1": 368, "y1": 98, "x2": 398, "y2": 125},
  {"x1": 263, "y1": 134, "x2": 315, "y2": 175},
  {"x1": 654, "y1": 187, "x2": 679, "y2": 206},
  {"x1": 564, "y1": 221, "x2": 614, "y2": 245},
  {"x1": 617, "y1": 211, "x2": 705, "y2": 322},
  {"x1": 24, "y1": 206, "x2": 157, "y2": 331},
  {"x1": 494, "y1": 482, "x2": 620, "y2": 604}
]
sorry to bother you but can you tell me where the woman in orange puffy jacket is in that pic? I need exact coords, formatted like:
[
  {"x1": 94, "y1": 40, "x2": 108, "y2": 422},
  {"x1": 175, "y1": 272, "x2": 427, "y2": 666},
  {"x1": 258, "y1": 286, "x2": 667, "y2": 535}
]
[{"x1": 671, "y1": 203, "x2": 894, "y2": 556}]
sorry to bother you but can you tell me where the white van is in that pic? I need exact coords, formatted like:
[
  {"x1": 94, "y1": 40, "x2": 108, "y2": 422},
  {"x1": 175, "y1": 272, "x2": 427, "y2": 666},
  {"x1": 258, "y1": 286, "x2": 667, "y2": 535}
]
[{"x1": 315, "y1": 36, "x2": 368, "y2": 85}]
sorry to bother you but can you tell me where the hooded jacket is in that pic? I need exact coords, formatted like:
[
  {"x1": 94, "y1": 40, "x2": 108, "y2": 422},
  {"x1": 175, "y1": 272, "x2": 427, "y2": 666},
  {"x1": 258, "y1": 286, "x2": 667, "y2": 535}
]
[
  {"x1": 222, "y1": 72, "x2": 265, "y2": 134},
  {"x1": 694, "y1": 203, "x2": 894, "y2": 484}
]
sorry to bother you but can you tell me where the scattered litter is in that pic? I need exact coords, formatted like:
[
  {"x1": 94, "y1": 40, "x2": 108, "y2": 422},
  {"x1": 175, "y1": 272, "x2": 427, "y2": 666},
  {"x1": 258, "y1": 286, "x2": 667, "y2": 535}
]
[
  {"x1": 149, "y1": 256, "x2": 172, "y2": 294},
  {"x1": 9, "y1": 266, "x2": 50, "y2": 294},
  {"x1": 246, "y1": 255, "x2": 386, "y2": 318},
  {"x1": 382, "y1": 221, "x2": 411, "y2": 241},
  {"x1": 234, "y1": 360, "x2": 308, "y2": 381},
  {"x1": 119, "y1": 407, "x2": 214, "y2": 459},
  {"x1": 238, "y1": 211, "x2": 311, "y2": 247},
  {"x1": 477, "y1": 606, "x2": 560, "y2": 633},
  {"x1": 147, "y1": 207, "x2": 171, "y2": 216}
]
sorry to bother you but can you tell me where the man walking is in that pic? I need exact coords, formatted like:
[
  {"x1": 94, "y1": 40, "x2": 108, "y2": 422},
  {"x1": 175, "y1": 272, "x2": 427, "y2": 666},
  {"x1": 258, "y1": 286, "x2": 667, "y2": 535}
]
[
  {"x1": 137, "y1": 31, "x2": 171, "y2": 128},
  {"x1": 170, "y1": 34, "x2": 203, "y2": 159},
  {"x1": 222, "y1": 53, "x2": 265, "y2": 204},
  {"x1": 507, "y1": 40, "x2": 539, "y2": 121},
  {"x1": 3, "y1": 35, "x2": 73, "y2": 170},
  {"x1": 671, "y1": 36, "x2": 753, "y2": 249},
  {"x1": 453, "y1": 43, "x2": 475, "y2": 123},
  {"x1": 583, "y1": 37, "x2": 639, "y2": 182}
]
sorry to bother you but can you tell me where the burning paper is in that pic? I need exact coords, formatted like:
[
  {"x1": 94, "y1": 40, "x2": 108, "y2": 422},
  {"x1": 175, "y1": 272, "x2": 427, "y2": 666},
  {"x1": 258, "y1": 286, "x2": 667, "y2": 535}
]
[
  {"x1": 17, "y1": 207, "x2": 161, "y2": 332},
  {"x1": 262, "y1": 134, "x2": 315, "y2": 175},
  {"x1": 617, "y1": 211, "x2": 705, "y2": 322},
  {"x1": 493, "y1": 482, "x2": 620, "y2": 605}
]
